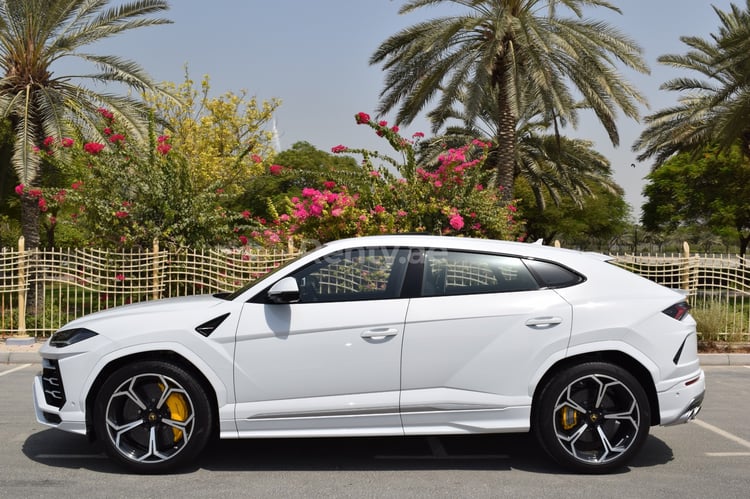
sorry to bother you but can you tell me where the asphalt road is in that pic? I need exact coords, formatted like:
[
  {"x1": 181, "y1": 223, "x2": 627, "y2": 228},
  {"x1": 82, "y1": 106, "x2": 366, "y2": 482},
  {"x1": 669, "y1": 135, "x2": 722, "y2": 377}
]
[{"x1": 1, "y1": 364, "x2": 749, "y2": 499}]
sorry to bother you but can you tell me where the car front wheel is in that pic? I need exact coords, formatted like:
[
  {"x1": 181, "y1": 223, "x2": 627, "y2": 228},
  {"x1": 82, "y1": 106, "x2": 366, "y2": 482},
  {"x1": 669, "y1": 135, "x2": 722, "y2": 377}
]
[
  {"x1": 534, "y1": 362, "x2": 650, "y2": 473},
  {"x1": 93, "y1": 360, "x2": 213, "y2": 473}
]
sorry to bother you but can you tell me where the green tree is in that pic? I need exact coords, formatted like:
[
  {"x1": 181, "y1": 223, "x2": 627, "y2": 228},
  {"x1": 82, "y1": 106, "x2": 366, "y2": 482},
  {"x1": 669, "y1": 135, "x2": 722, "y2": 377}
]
[
  {"x1": 635, "y1": 1, "x2": 750, "y2": 164},
  {"x1": 517, "y1": 179, "x2": 629, "y2": 251},
  {"x1": 370, "y1": 0, "x2": 648, "y2": 200},
  {"x1": 143, "y1": 72, "x2": 281, "y2": 198},
  {"x1": 641, "y1": 145, "x2": 750, "y2": 257},
  {"x1": 0, "y1": 0, "x2": 172, "y2": 250}
]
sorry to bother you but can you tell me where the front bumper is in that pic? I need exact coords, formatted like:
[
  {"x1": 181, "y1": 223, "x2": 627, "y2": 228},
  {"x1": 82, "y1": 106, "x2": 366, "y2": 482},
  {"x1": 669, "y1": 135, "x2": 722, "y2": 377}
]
[
  {"x1": 658, "y1": 369, "x2": 706, "y2": 426},
  {"x1": 33, "y1": 373, "x2": 87, "y2": 435}
]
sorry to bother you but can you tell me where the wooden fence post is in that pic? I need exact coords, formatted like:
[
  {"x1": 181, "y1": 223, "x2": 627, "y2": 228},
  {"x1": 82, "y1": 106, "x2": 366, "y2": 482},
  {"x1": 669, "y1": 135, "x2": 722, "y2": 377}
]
[
  {"x1": 17, "y1": 236, "x2": 26, "y2": 335},
  {"x1": 682, "y1": 241, "x2": 691, "y2": 293},
  {"x1": 152, "y1": 238, "x2": 160, "y2": 300}
]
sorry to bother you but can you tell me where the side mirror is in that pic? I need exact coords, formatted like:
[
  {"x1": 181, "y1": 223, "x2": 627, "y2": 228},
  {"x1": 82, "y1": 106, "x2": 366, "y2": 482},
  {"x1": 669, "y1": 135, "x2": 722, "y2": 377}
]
[{"x1": 267, "y1": 277, "x2": 300, "y2": 304}]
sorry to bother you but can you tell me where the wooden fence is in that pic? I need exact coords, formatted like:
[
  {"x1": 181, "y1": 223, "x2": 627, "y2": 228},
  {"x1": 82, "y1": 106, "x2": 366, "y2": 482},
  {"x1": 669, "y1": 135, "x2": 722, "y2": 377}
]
[{"x1": 1, "y1": 238, "x2": 748, "y2": 341}]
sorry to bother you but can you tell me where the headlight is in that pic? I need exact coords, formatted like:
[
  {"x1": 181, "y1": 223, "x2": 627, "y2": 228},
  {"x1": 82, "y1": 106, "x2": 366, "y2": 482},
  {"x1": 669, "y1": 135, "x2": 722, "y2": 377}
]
[{"x1": 49, "y1": 328, "x2": 98, "y2": 348}]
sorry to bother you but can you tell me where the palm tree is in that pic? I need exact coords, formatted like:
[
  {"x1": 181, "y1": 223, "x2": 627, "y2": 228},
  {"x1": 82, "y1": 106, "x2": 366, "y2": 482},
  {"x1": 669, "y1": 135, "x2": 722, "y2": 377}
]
[
  {"x1": 416, "y1": 83, "x2": 620, "y2": 210},
  {"x1": 634, "y1": 0, "x2": 750, "y2": 165},
  {"x1": 370, "y1": 0, "x2": 648, "y2": 201},
  {"x1": 0, "y1": 0, "x2": 172, "y2": 250}
]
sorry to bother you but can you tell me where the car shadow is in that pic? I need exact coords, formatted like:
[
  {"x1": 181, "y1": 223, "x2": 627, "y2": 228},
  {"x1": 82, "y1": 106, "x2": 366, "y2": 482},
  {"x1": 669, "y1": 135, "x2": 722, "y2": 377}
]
[{"x1": 22, "y1": 430, "x2": 674, "y2": 475}]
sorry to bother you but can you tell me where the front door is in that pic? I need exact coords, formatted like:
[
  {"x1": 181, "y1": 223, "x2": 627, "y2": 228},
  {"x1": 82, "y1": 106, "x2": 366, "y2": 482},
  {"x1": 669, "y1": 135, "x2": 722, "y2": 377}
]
[{"x1": 233, "y1": 247, "x2": 410, "y2": 436}]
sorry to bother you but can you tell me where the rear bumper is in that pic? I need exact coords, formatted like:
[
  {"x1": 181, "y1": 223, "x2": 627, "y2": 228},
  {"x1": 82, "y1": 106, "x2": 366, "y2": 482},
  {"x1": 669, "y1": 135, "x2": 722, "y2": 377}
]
[{"x1": 658, "y1": 369, "x2": 705, "y2": 426}]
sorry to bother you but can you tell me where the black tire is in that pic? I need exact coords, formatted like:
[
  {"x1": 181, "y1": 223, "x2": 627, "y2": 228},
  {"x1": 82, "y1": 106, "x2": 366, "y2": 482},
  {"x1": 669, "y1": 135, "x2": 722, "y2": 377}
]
[
  {"x1": 533, "y1": 362, "x2": 650, "y2": 473},
  {"x1": 93, "y1": 360, "x2": 213, "y2": 473}
]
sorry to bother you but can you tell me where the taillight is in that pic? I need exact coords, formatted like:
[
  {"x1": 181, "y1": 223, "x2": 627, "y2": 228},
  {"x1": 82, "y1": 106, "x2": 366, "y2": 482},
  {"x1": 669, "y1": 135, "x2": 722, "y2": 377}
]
[{"x1": 663, "y1": 301, "x2": 691, "y2": 321}]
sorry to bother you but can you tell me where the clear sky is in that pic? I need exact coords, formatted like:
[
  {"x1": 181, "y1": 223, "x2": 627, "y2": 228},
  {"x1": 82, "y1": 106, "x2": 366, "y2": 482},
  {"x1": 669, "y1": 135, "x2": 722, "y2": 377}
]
[{"x1": 85, "y1": 0, "x2": 740, "y2": 218}]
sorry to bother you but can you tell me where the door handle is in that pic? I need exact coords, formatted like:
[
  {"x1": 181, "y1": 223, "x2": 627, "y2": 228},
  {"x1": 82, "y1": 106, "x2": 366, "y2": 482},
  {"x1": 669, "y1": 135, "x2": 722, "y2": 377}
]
[
  {"x1": 525, "y1": 317, "x2": 563, "y2": 328},
  {"x1": 361, "y1": 328, "x2": 399, "y2": 340}
]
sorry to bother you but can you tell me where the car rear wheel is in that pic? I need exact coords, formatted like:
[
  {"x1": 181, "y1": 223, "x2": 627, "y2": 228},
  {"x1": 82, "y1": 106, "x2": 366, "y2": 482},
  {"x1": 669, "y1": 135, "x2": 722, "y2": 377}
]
[
  {"x1": 534, "y1": 362, "x2": 650, "y2": 473},
  {"x1": 93, "y1": 360, "x2": 213, "y2": 473}
]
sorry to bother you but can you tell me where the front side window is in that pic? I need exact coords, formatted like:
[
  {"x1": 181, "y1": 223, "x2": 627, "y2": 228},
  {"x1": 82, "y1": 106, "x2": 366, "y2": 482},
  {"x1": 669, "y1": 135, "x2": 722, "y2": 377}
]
[
  {"x1": 291, "y1": 247, "x2": 409, "y2": 303},
  {"x1": 421, "y1": 250, "x2": 539, "y2": 296}
]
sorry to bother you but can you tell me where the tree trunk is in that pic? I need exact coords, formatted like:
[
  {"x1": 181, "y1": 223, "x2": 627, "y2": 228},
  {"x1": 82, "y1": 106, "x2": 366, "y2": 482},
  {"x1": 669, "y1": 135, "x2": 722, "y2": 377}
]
[
  {"x1": 490, "y1": 54, "x2": 517, "y2": 204},
  {"x1": 20, "y1": 193, "x2": 43, "y2": 316}
]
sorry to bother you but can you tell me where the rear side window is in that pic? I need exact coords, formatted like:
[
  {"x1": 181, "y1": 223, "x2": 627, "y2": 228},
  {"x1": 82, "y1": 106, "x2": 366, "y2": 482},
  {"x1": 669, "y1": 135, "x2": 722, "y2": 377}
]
[
  {"x1": 523, "y1": 259, "x2": 584, "y2": 288},
  {"x1": 421, "y1": 250, "x2": 540, "y2": 296}
]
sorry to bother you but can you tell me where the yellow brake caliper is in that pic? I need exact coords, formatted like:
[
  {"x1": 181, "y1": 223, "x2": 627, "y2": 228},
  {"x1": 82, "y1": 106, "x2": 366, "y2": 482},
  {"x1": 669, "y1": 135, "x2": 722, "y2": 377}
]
[
  {"x1": 159, "y1": 383, "x2": 189, "y2": 442},
  {"x1": 560, "y1": 406, "x2": 580, "y2": 431}
]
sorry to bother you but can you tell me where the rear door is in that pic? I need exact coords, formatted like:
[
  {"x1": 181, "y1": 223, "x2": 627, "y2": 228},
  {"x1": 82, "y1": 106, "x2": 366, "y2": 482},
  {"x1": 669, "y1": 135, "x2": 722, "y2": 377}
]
[{"x1": 400, "y1": 249, "x2": 573, "y2": 434}]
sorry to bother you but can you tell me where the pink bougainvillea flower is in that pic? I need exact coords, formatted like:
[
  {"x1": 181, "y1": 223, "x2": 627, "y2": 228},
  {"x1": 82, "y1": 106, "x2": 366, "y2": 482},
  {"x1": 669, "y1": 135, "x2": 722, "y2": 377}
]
[
  {"x1": 331, "y1": 145, "x2": 347, "y2": 153},
  {"x1": 397, "y1": 210, "x2": 407, "y2": 217},
  {"x1": 14, "y1": 184, "x2": 24, "y2": 196},
  {"x1": 449, "y1": 213, "x2": 465, "y2": 230},
  {"x1": 156, "y1": 143, "x2": 172, "y2": 155},
  {"x1": 241, "y1": 210, "x2": 251, "y2": 219},
  {"x1": 238, "y1": 235, "x2": 249, "y2": 245},
  {"x1": 331, "y1": 208, "x2": 343, "y2": 217},
  {"x1": 269, "y1": 164, "x2": 284, "y2": 175},
  {"x1": 115, "y1": 273, "x2": 125, "y2": 282},
  {"x1": 378, "y1": 120, "x2": 388, "y2": 127},
  {"x1": 251, "y1": 154, "x2": 263, "y2": 163},
  {"x1": 103, "y1": 127, "x2": 113, "y2": 136},
  {"x1": 373, "y1": 205, "x2": 385, "y2": 214},
  {"x1": 391, "y1": 125, "x2": 399, "y2": 133},
  {"x1": 412, "y1": 131, "x2": 425, "y2": 138},
  {"x1": 355, "y1": 112, "x2": 370, "y2": 124},
  {"x1": 71, "y1": 181, "x2": 83, "y2": 190},
  {"x1": 83, "y1": 142, "x2": 105, "y2": 154},
  {"x1": 114, "y1": 211, "x2": 128, "y2": 219},
  {"x1": 157, "y1": 135, "x2": 170, "y2": 143},
  {"x1": 323, "y1": 180, "x2": 336, "y2": 189},
  {"x1": 279, "y1": 214, "x2": 290, "y2": 222},
  {"x1": 43, "y1": 136, "x2": 56, "y2": 147},
  {"x1": 61, "y1": 137, "x2": 74, "y2": 148},
  {"x1": 97, "y1": 108, "x2": 114, "y2": 121},
  {"x1": 369, "y1": 170, "x2": 380, "y2": 178},
  {"x1": 108, "y1": 134, "x2": 125, "y2": 144},
  {"x1": 28, "y1": 189, "x2": 43, "y2": 198},
  {"x1": 38, "y1": 198, "x2": 48, "y2": 212}
]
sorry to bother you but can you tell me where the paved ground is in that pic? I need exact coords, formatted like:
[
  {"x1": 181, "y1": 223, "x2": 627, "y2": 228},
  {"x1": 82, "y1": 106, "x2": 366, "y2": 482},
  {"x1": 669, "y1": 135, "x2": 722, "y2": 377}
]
[{"x1": 2, "y1": 364, "x2": 749, "y2": 498}]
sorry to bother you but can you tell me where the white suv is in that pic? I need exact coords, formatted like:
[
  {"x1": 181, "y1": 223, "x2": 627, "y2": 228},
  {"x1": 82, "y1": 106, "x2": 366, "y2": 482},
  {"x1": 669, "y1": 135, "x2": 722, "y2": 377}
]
[{"x1": 33, "y1": 235, "x2": 705, "y2": 473}]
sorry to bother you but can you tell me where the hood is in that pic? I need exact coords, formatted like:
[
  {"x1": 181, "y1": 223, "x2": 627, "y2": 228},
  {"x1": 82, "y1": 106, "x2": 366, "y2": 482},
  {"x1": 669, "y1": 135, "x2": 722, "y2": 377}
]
[{"x1": 62, "y1": 294, "x2": 226, "y2": 329}]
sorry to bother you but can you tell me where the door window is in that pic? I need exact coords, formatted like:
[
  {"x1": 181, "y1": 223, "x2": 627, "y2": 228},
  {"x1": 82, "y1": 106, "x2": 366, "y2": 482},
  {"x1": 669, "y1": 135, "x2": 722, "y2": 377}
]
[
  {"x1": 421, "y1": 250, "x2": 539, "y2": 296},
  {"x1": 292, "y1": 247, "x2": 409, "y2": 302}
]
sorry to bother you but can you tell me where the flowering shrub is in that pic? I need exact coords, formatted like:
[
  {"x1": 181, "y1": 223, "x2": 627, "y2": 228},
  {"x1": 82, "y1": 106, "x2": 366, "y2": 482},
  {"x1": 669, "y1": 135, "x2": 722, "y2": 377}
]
[
  {"x1": 36, "y1": 111, "x2": 242, "y2": 248},
  {"x1": 245, "y1": 113, "x2": 522, "y2": 247}
]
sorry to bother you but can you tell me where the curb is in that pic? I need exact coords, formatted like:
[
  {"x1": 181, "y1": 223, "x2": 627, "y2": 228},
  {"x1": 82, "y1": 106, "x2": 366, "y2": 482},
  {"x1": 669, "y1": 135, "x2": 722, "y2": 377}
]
[
  {"x1": 1, "y1": 351, "x2": 42, "y2": 365},
  {"x1": 698, "y1": 353, "x2": 750, "y2": 366}
]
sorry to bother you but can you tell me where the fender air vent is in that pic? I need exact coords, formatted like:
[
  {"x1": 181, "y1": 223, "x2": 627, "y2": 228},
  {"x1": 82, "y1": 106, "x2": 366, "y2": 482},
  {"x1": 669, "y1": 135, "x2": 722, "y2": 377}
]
[{"x1": 195, "y1": 313, "x2": 230, "y2": 337}]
